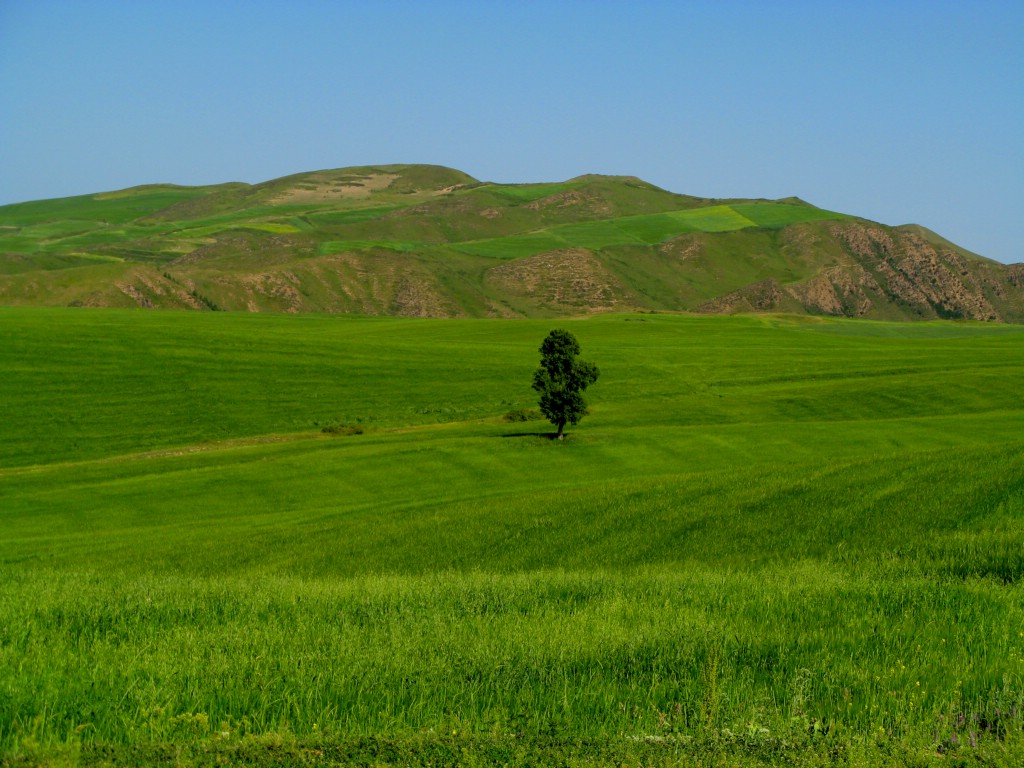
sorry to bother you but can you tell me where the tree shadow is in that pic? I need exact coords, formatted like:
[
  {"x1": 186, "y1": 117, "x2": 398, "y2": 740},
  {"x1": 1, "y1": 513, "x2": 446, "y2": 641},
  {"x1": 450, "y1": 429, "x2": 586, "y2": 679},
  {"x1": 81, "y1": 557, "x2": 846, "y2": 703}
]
[{"x1": 500, "y1": 431, "x2": 562, "y2": 440}]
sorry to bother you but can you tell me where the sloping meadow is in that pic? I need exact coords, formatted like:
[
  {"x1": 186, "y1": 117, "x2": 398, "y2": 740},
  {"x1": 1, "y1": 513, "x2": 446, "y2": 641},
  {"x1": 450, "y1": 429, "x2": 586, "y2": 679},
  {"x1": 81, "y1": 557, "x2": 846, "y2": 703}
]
[{"x1": 1, "y1": 308, "x2": 1023, "y2": 766}]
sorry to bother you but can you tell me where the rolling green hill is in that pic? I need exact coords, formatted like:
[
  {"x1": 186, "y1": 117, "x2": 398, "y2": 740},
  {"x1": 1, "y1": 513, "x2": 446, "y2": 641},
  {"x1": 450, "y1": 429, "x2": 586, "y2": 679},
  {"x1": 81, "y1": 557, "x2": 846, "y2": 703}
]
[
  {"x1": 2, "y1": 308, "x2": 1023, "y2": 766},
  {"x1": 2, "y1": 164, "x2": 1021, "y2": 321}
]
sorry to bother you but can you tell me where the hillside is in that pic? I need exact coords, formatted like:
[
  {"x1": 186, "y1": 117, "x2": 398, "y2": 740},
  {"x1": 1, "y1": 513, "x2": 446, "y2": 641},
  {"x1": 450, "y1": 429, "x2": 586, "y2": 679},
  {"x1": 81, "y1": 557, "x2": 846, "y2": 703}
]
[{"x1": 1, "y1": 164, "x2": 1021, "y2": 321}]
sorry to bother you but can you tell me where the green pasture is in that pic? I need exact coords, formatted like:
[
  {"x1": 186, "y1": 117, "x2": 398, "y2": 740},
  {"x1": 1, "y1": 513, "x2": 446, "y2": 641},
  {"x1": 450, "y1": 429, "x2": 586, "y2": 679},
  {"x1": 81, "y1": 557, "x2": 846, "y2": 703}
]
[
  {"x1": 0, "y1": 253, "x2": 124, "y2": 276},
  {"x1": 0, "y1": 187, "x2": 206, "y2": 229},
  {"x1": 317, "y1": 239, "x2": 424, "y2": 256},
  {"x1": 0, "y1": 190, "x2": 322, "y2": 263},
  {"x1": 172, "y1": 222, "x2": 301, "y2": 238},
  {"x1": 732, "y1": 202, "x2": 853, "y2": 228},
  {"x1": 455, "y1": 203, "x2": 850, "y2": 259},
  {"x1": 472, "y1": 181, "x2": 584, "y2": 203},
  {"x1": 1, "y1": 308, "x2": 1023, "y2": 766},
  {"x1": 304, "y1": 206, "x2": 401, "y2": 227}
]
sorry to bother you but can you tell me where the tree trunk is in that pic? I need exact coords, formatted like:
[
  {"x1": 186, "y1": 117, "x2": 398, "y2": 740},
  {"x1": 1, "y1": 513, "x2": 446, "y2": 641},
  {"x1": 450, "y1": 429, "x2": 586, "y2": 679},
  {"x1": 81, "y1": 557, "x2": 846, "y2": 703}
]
[{"x1": 557, "y1": 421, "x2": 565, "y2": 440}]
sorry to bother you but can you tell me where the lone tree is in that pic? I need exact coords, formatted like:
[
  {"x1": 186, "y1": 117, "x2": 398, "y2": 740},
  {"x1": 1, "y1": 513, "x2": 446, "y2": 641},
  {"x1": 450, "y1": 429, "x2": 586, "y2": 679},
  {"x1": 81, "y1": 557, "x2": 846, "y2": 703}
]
[{"x1": 532, "y1": 329, "x2": 599, "y2": 439}]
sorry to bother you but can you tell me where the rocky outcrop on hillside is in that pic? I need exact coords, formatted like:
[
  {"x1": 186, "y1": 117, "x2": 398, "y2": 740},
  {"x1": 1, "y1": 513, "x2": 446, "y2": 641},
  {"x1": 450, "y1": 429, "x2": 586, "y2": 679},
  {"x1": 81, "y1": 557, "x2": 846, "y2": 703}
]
[
  {"x1": 830, "y1": 223, "x2": 1002, "y2": 321},
  {"x1": 692, "y1": 222, "x2": 1020, "y2": 322}
]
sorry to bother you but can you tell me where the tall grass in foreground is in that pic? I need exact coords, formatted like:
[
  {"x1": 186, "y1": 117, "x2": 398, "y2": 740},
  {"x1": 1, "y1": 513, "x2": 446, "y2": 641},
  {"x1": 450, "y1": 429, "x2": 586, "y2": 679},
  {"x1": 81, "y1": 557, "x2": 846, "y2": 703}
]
[{"x1": 2, "y1": 567, "x2": 1021, "y2": 754}]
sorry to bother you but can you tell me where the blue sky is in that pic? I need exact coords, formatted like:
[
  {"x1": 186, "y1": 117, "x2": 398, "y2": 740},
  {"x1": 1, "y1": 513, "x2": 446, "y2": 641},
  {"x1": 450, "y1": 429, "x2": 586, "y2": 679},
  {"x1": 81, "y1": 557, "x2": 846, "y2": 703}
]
[{"x1": 1, "y1": 0, "x2": 1021, "y2": 263}]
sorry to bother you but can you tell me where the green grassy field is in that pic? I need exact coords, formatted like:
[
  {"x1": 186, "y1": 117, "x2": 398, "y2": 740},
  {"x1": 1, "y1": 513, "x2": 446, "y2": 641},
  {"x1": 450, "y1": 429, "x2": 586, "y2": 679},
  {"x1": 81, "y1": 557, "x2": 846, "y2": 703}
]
[
  {"x1": 452, "y1": 203, "x2": 852, "y2": 260},
  {"x1": 2, "y1": 308, "x2": 1023, "y2": 766}
]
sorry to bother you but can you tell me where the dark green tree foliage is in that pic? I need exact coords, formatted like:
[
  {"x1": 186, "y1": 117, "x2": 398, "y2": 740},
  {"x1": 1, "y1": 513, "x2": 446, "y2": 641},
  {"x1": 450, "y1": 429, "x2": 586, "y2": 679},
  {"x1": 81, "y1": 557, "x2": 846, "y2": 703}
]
[{"x1": 532, "y1": 329, "x2": 599, "y2": 439}]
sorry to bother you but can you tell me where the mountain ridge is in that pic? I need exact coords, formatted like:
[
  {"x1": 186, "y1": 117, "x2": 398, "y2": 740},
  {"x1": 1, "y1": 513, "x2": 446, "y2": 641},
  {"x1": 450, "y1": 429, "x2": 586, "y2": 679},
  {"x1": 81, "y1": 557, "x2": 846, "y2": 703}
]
[{"x1": 1, "y1": 164, "x2": 1020, "y2": 321}]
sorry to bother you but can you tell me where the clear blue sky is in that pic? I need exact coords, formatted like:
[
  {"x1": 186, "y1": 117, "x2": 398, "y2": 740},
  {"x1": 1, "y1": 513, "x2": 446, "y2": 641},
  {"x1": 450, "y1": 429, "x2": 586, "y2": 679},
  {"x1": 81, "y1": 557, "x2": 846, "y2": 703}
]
[{"x1": 1, "y1": 0, "x2": 1021, "y2": 263}]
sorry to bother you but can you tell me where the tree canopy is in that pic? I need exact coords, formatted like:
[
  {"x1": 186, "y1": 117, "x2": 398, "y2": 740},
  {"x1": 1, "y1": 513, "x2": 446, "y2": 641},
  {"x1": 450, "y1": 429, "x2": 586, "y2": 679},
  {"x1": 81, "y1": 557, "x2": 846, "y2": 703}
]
[{"x1": 531, "y1": 329, "x2": 599, "y2": 439}]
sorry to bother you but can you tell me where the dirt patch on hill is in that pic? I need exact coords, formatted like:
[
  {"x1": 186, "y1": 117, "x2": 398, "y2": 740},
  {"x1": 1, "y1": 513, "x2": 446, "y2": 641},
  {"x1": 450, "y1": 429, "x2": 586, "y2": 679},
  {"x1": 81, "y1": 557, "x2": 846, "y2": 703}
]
[
  {"x1": 114, "y1": 281, "x2": 155, "y2": 309},
  {"x1": 1008, "y1": 265, "x2": 1024, "y2": 287},
  {"x1": 228, "y1": 271, "x2": 303, "y2": 313},
  {"x1": 524, "y1": 190, "x2": 613, "y2": 217},
  {"x1": 302, "y1": 252, "x2": 461, "y2": 317},
  {"x1": 785, "y1": 265, "x2": 880, "y2": 317},
  {"x1": 172, "y1": 232, "x2": 315, "y2": 268},
  {"x1": 485, "y1": 248, "x2": 629, "y2": 312},
  {"x1": 269, "y1": 173, "x2": 399, "y2": 204},
  {"x1": 433, "y1": 184, "x2": 468, "y2": 195},
  {"x1": 658, "y1": 233, "x2": 705, "y2": 261},
  {"x1": 779, "y1": 223, "x2": 837, "y2": 262},
  {"x1": 392, "y1": 274, "x2": 459, "y2": 318},
  {"x1": 697, "y1": 280, "x2": 786, "y2": 314},
  {"x1": 112, "y1": 270, "x2": 206, "y2": 310}
]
